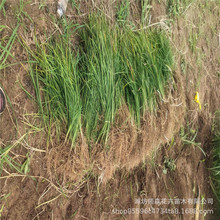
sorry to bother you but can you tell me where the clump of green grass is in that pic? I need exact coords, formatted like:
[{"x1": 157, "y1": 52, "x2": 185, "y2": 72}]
[
  {"x1": 0, "y1": 0, "x2": 19, "y2": 70},
  {"x1": 163, "y1": 156, "x2": 176, "y2": 174},
  {"x1": 80, "y1": 15, "x2": 173, "y2": 141},
  {"x1": 116, "y1": 0, "x2": 130, "y2": 22},
  {"x1": 27, "y1": 15, "x2": 173, "y2": 146},
  {"x1": 166, "y1": 0, "x2": 193, "y2": 17},
  {"x1": 0, "y1": 144, "x2": 22, "y2": 175},
  {"x1": 70, "y1": 0, "x2": 81, "y2": 14},
  {"x1": 0, "y1": 25, "x2": 19, "y2": 70},
  {"x1": 26, "y1": 24, "x2": 83, "y2": 144},
  {"x1": 118, "y1": 26, "x2": 173, "y2": 125},
  {"x1": 0, "y1": 0, "x2": 6, "y2": 16},
  {"x1": 140, "y1": 0, "x2": 152, "y2": 26},
  {"x1": 79, "y1": 16, "x2": 122, "y2": 143},
  {"x1": 211, "y1": 133, "x2": 220, "y2": 200},
  {"x1": 0, "y1": 134, "x2": 30, "y2": 175},
  {"x1": 210, "y1": 111, "x2": 220, "y2": 203}
]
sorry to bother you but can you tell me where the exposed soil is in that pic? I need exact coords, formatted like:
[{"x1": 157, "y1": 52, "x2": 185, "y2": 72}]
[{"x1": 0, "y1": 0, "x2": 219, "y2": 219}]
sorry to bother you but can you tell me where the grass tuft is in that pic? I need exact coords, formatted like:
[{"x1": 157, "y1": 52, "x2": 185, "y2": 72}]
[
  {"x1": 79, "y1": 16, "x2": 122, "y2": 143},
  {"x1": 26, "y1": 24, "x2": 83, "y2": 144},
  {"x1": 26, "y1": 15, "x2": 173, "y2": 146},
  {"x1": 166, "y1": 0, "x2": 193, "y2": 17},
  {"x1": 118, "y1": 26, "x2": 173, "y2": 125},
  {"x1": 0, "y1": 24, "x2": 19, "y2": 70},
  {"x1": 210, "y1": 111, "x2": 220, "y2": 203},
  {"x1": 116, "y1": 0, "x2": 130, "y2": 22}
]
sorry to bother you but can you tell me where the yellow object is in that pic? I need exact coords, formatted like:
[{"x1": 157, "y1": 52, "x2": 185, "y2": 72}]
[{"x1": 195, "y1": 92, "x2": 201, "y2": 110}]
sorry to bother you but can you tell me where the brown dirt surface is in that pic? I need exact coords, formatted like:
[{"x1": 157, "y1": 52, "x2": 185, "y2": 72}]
[{"x1": 0, "y1": 0, "x2": 219, "y2": 219}]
